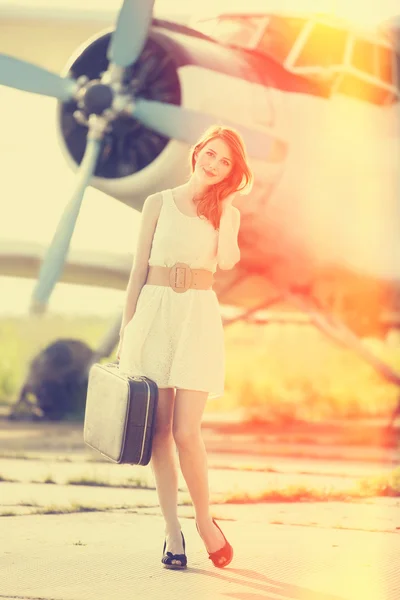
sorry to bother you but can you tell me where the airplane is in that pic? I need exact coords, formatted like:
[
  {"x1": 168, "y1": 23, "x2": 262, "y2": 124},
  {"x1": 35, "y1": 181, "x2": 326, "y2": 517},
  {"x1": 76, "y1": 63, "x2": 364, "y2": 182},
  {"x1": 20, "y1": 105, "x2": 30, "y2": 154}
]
[{"x1": 1, "y1": 1, "x2": 400, "y2": 420}]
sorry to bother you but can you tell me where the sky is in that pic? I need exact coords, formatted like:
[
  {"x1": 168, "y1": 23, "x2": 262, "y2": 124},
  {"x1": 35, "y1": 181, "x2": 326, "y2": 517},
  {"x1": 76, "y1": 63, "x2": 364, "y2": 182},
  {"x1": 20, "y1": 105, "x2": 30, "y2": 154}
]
[{"x1": 0, "y1": 0, "x2": 399, "y2": 316}]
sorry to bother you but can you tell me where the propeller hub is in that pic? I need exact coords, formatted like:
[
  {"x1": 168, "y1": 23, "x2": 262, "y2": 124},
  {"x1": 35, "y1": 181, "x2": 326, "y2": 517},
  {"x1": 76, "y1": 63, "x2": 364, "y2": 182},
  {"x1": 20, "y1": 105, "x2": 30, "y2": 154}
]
[{"x1": 82, "y1": 81, "x2": 114, "y2": 115}]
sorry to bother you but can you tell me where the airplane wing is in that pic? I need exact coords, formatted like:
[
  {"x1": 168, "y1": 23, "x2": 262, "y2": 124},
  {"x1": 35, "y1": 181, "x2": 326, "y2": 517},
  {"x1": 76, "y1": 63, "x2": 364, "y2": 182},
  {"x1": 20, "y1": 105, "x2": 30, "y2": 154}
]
[
  {"x1": 0, "y1": 240, "x2": 131, "y2": 290},
  {"x1": 0, "y1": 240, "x2": 293, "y2": 311}
]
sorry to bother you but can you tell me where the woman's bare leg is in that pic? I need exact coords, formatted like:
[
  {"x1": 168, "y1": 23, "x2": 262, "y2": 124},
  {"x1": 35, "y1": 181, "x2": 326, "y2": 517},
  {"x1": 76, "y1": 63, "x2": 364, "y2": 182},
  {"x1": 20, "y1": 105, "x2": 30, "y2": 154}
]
[
  {"x1": 149, "y1": 387, "x2": 184, "y2": 557},
  {"x1": 173, "y1": 389, "x2": 226, "y2": 554}
]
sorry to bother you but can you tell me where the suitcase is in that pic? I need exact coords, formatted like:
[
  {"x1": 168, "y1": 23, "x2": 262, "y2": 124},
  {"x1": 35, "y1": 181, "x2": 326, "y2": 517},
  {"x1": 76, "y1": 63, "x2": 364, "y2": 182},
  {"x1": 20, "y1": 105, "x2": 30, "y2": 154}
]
[{"x1": 83, "y1": 362, "x2": 158, "y2": 466}]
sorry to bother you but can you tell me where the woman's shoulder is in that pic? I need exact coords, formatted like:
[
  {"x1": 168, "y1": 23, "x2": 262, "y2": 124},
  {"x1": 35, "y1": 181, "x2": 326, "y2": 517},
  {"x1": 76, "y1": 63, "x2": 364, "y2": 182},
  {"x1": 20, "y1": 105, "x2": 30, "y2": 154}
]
[
  {"x1": 144, "y1": 191, "x2": 167, "y2": 211},
  {"x1": 140, "y1": 192, "x2": 165, "y2": 225}
]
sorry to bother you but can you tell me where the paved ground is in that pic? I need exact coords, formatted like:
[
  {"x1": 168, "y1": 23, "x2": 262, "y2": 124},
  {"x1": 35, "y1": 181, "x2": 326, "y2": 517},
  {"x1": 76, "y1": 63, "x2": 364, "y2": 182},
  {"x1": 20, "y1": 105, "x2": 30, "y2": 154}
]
[
  {"x1": 1, "y1": 511, "x2": 400, "y2": 600},
  {"x1": 0, "y1": 416, "x2": 399, "y2": 600}
]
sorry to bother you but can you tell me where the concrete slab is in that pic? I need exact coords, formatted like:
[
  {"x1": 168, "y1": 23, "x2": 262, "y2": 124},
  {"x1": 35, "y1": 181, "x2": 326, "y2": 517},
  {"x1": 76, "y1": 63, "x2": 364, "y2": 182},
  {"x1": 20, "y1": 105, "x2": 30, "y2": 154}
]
[{"x1": 0, "y1": 512, "x2": 399, "y2": 600}]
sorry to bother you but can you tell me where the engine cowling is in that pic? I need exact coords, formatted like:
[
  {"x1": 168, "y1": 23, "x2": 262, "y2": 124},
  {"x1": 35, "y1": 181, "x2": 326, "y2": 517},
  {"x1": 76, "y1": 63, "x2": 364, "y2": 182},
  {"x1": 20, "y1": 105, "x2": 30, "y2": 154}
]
[{"x1": 56, "y1": 22, "x2": 287, "y2": 211}]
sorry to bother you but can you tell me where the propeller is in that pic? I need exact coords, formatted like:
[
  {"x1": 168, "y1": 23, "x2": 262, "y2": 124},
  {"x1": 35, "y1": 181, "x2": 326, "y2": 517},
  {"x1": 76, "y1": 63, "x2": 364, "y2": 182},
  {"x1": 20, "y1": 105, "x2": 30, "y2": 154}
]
[
  {"x1": 0, "y1": 0, "x2": 157, "y2": 312},
  {"x1": 0, "y1": 54, "x2": 78, "y2": 100},
  {"x1": 107, "y1": 0, "x2": 155, "y2": 68},
  {"x1": 132, "y1": 99, "x2": 287, "y2": 162},
  {"x1": 31, "y1": 120, "x2": 104, "y2": 313}
]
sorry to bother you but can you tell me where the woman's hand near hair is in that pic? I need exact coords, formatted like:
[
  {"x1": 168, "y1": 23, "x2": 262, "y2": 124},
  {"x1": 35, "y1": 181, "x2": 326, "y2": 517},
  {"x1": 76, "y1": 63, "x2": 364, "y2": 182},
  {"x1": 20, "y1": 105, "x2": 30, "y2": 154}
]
[{"x1": 221, "y1": 193, "x2": 235, "y2": 210}]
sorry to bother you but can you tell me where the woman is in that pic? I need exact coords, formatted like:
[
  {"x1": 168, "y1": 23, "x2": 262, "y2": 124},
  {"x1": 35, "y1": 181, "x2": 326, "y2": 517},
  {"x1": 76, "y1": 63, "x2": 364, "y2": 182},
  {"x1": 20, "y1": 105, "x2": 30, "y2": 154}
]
[{"x1": 118, "y1": 125, "x2": 253, "y2": 570}]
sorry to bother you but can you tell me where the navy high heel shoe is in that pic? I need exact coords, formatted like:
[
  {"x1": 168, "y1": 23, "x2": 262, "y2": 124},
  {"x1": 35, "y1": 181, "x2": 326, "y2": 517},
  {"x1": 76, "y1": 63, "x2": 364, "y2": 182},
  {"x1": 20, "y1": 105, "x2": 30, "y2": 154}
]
[
  {"x1": 196, "y1": 518, "x2": 233, "y2": 568},
  {"x1": 161, "y1": 531, "x2": 187, "y2": 570}
]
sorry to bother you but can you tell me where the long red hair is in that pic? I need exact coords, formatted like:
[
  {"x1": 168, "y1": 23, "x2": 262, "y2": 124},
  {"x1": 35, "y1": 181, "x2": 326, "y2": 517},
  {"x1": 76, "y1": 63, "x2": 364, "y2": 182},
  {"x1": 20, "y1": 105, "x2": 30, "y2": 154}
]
[{"x1": 189, "y1": 125, "x2": 253, "y2": 229}]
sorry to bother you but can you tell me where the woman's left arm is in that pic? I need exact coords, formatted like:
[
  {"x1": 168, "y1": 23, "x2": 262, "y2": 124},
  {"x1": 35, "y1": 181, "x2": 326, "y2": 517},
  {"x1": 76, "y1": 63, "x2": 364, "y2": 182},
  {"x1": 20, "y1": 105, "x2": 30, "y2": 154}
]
[{"x1": 217, "y1": 199, "x2": 241, "y2": 270}]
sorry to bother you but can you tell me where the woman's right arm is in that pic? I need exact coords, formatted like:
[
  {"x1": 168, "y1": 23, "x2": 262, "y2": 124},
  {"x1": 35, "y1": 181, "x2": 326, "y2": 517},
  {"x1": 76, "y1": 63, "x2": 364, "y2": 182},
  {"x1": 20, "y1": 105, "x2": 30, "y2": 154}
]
[{"x1": 120, "y1": 192, "x2": 163, "y2": 334}]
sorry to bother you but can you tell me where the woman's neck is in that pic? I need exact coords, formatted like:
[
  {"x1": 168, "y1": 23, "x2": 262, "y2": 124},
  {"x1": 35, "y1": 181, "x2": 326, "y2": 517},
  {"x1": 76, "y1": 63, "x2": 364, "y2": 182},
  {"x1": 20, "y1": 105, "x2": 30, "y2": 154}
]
[{"x1": 182, "y1": 175, "x2": 209, "y2": 203}]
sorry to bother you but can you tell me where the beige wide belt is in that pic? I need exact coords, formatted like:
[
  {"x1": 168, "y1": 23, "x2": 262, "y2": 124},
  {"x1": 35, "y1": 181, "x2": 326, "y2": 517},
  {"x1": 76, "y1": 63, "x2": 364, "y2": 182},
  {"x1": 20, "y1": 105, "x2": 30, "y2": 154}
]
[{"x1": 146, "y1": 263, "x2": 214, "y2": 293}]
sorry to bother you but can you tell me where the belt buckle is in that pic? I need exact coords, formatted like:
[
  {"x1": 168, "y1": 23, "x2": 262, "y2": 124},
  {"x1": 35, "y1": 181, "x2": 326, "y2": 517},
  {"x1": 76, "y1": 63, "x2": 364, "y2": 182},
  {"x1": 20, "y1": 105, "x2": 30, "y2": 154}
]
[{"x1": 169, "y1": 262, "x2": 192, "y2": 293}]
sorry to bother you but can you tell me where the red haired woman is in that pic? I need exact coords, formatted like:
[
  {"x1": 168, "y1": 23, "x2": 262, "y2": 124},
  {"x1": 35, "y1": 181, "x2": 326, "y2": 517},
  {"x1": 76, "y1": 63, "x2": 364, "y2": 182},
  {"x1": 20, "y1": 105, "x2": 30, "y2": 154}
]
[{"x1": 118, "y1": 125, "x2": 253, "y2": 570}]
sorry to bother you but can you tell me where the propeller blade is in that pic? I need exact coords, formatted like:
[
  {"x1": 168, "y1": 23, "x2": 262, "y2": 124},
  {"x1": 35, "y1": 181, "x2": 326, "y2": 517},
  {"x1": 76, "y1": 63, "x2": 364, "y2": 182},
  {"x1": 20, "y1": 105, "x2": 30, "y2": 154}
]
[
  {"x1": 31, "y1": 137, "x2": 102, "y2": 313},
  {"x1": 133, "y1": 99, "x2": 287, "y2": 162},
  {"x1": 107, "y1": 0, "x2": 155, "y2": 68},
  {"x1": 0, "y1": 54, "x2": 77, "y2": 100}
]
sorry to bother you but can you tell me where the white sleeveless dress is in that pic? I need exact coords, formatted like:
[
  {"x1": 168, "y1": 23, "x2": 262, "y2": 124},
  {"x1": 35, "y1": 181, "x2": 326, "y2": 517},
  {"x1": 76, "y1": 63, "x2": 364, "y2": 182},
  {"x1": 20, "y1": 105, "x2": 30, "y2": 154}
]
[{"x1": 118, "y1": 189, "x2": 225, "y2": 399}]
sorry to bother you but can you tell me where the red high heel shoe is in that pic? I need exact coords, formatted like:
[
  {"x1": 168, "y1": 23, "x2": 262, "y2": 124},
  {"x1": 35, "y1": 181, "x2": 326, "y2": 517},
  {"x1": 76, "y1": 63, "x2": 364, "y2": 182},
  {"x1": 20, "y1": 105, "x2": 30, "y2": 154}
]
[{"x1": 196, "y1": 518, "x2": 233, "y2": 568}]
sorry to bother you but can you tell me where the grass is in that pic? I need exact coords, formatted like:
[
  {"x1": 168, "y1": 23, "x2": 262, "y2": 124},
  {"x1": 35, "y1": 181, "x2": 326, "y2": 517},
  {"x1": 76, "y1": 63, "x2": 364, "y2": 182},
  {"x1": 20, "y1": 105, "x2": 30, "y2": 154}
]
[
  {"x1": 0, "y1": 474, "x2": 16, "y2": 483},
  {"x1": 209, "y1": 463, "x2": 357, "y2": 478},
  {"x1": 43, "y1": 475, "x2": 56, "y2": 484},
  {"x1": 357, "y1": 468, "x2": 400, "y2": 497},
  {"x1": 0, "y1": 452, "x2": 31, "y2": 460},
  {"x1": 220, "y1": 467, "x2": 400, "y2": 504},
  {"x1": 29, "y1": 502, "x2": 149, "y2": 516},
  {"x1": 0, "y1": 452, "x2": 75, "y2": 461},
  {"x1": 210, "y1": 464, "x2": 279, "y2": 474},
  {"x1": 0, "y1": 315, "x2": 400, "y2": 422},
  {"x1": 180, "y1": 498, "x2": 193, "y2": 506},
  {"x1": 0, "y1": 502, "x2": 158, "y2": 517},
  {"x1": 32, "y1": 503, "x2": 101, "y2": 515},
  {"x1": 1, "y1": 469, "x2": 398, "y2": 520},
  {"x1": 66, "y1": 476, "x2": 154, "y2": 489},
  {"x1": 66, "y1": 476, "x2": 114, "y2": 488}
]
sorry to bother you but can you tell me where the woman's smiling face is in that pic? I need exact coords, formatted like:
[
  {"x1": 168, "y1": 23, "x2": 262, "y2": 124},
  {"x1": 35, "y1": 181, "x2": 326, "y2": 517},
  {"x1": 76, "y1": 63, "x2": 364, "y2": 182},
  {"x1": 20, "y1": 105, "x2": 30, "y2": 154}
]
[{"x1": 194, "y1": 137, "x2": 233, "y2": 185}]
